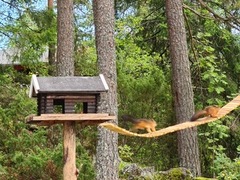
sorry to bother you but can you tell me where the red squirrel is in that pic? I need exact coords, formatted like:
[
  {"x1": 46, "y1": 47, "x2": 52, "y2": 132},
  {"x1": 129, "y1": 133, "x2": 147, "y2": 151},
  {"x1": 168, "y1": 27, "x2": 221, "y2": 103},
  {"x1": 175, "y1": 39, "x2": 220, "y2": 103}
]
[
  {"x1": 190, "y1": 106, "x2": 220, "y2": 121},
  {"x1": 121, "y1": 114, "x2": 157, "y2": 133}
]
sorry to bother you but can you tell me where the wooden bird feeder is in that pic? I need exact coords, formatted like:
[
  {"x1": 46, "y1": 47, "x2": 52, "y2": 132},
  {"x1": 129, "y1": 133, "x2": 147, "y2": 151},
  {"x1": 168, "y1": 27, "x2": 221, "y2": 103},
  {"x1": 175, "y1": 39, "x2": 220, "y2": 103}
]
[
  {"x1": 27, "y1": 74, "x2": 115, "y2": 179},
  {"x1": 28, "y1": 74, "x2": 115, "y2": 125}
]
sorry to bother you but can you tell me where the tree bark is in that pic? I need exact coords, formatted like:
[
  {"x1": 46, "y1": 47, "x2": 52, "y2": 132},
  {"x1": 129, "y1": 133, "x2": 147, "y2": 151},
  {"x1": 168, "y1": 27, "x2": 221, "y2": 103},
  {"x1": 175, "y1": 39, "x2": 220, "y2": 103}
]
[
  {"x1": 48, "y1": 0, "x2": 56, "y2": 76},
  {"x1": 48, "y1": 0, "x2": 53, "y2": 8},
  {"x1": 93, "y1": 0, "x2": 119, "y2": 179},
  {"x1": 57, "y1": 0, "x2": 74, "y2": 76},
  {"x1": 166, "y1": 0, "x2": 201, "y2": 176},
  {"x1": 57, "y1": 0, "x2": 77, "y2": 179}
]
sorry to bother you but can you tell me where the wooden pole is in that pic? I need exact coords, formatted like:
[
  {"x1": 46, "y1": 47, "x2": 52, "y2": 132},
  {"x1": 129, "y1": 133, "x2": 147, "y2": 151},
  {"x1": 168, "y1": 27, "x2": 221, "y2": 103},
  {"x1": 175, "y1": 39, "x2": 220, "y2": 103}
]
[
  {"x1": 63, "y1": 121, "x2": 78, "y2": 179},
  {"x1": 27, "y1": 113, "x2": 116, "y2": 178}
]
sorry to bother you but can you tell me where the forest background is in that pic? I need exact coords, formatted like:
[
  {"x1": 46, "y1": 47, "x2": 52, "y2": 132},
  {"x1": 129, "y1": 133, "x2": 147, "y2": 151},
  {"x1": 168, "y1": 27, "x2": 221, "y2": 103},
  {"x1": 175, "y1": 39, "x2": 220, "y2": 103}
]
[{"x1": 0, "y1": 0, "x2": 240, "y2": 179}]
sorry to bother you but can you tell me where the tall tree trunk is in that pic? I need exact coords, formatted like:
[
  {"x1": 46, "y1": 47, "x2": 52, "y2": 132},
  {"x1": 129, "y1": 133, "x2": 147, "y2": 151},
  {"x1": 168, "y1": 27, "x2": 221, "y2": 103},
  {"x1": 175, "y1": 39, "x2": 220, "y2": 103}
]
[
  {"x1": 57, "y1": 0, "x2": 77, "y2": 179},
  {"x1": 166, "y1": 0, "x2": 201, "y2": 176},
  {"x1": 57, "y1": 0, "x2": 74, "y2": 76},
  {"x1": 93, "y1": 0, "x2": 119, "y2": 180},
  {"x1": 48, "y1": 0, "x2": 53, "y2": 8},
  {"x1": 48, "y1": 0, "x2": 56, "y2": 76}
]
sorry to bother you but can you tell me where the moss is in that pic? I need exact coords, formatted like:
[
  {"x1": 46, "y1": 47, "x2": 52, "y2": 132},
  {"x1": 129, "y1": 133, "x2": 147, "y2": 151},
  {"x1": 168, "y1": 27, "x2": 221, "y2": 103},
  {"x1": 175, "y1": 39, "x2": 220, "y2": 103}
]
[
  {"x1": 194, "y1": 177, "x2": 217, "y2": 180},
  {"x1": 119, "y1": 164, "x2": 216, "y2": 180},
  {"x1": 154, "y1": 167, "x2": 193, "y2": 180}
]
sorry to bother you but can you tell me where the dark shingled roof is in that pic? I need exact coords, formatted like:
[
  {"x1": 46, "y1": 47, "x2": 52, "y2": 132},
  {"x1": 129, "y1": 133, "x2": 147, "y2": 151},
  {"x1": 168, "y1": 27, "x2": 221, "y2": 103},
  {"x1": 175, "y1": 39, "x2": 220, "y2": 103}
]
[{"x1": 29, "y1": 74, "x2": 109, "y2": 97}]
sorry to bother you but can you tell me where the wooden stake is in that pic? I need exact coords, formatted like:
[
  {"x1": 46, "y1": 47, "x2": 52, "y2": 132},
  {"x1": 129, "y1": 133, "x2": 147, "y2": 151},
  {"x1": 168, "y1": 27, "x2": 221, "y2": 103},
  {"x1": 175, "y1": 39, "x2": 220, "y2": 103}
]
[{"x1": 63, "y1": 121, "x2": 78, "y2": 179}]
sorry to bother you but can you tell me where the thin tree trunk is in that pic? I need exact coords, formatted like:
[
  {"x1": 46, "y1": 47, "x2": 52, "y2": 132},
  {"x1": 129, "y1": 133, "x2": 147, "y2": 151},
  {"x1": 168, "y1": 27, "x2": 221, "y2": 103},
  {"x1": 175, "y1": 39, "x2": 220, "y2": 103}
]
[
  {"x1": 93, "y1": 0, "x2": 119, "y2": 179},
  {"x1": 166, "y1": 0, "x2": 201, "y2": 176},
  {"x1": 48, "y1": 0, "x2": 53, "y2": 8},
  {"x1": 48, "y1": 0, "x2": 56, "y2": 76}
]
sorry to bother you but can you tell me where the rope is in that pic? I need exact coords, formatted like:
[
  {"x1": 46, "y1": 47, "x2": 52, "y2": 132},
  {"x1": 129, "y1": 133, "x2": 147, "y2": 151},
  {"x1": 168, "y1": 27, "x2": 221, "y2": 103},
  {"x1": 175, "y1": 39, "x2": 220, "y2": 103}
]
[{"x1": 99, "y1": 95, "x2": 240, "y2": 138}]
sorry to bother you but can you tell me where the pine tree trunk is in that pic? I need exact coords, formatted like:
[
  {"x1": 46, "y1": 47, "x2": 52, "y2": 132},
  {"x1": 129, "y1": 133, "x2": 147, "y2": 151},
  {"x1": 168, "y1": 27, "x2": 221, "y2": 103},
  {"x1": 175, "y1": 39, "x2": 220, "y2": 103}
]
[
  {"x1": 57, "y1": 0, "x2": 74, "y2": 76},
  {"x1": 48, "y1": 0, "x2": 56, "y2": 76},
  {"x1": 93, "y1": 0, "x2": 119, "y2": 179},
  {"x1": 166, "y1": 0, "x2": 201, "y2": 176},
  {"x1": 57, "y1": 0, "x2": 77, "y2": 179}
]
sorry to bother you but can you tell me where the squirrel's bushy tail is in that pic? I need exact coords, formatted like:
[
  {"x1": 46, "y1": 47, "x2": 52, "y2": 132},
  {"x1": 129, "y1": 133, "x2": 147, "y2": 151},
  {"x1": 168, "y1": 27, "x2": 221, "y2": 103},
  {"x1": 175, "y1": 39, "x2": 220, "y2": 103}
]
[
  {"x1": 121, "y1": 114, "x2": 138, "y2": 123},
  {"x1": 190, "y1": 110, "x2": 207, "y2": 121}
]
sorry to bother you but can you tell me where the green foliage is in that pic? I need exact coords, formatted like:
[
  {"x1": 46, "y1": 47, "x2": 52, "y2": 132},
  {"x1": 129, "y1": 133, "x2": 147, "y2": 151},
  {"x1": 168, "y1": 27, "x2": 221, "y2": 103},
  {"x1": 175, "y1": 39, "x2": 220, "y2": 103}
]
[
  {"x1": 1, "y1": 5, "x2": 56, "y2": 74},
  {"x1": 185, "y1": 2, "x2": 240, "y2": 104},
  {"x1": 198, "y1": 116, "x2": 240, "y2": 178},
  {"x1": 74, "y1": 41, "x2": 98, "y2": 76},
  {"x1": 119, "y1": 144, "x2": 134, "y2": 162},
  {"x1": 192, "y1": 31, "x2": 229, "y2": 101},
  {"x1": 212, "y1": 148, "x2": 240, "y2": 180},
  {"x1": 8, "y1": 143, "x2": 63, "y2": 179},
  {"x1": 76, "y1": 142, "x2": 96, "y2": 180},
  {"x1": 119, "y1": 161, "x2": 132, "y2": 173},
  {"x1": 0, "y1": 69, "x2": 62, "y2": 179},
  {"x1": 116, "y1": 22, "x2": 172, "y2": 119}
]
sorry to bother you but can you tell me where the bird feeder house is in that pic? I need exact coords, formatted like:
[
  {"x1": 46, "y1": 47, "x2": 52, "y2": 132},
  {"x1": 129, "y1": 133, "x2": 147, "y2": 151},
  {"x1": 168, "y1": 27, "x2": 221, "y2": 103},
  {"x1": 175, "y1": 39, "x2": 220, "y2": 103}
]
[{"x1": 28, "y1": 74, "x2": 115, "y2": 126}]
